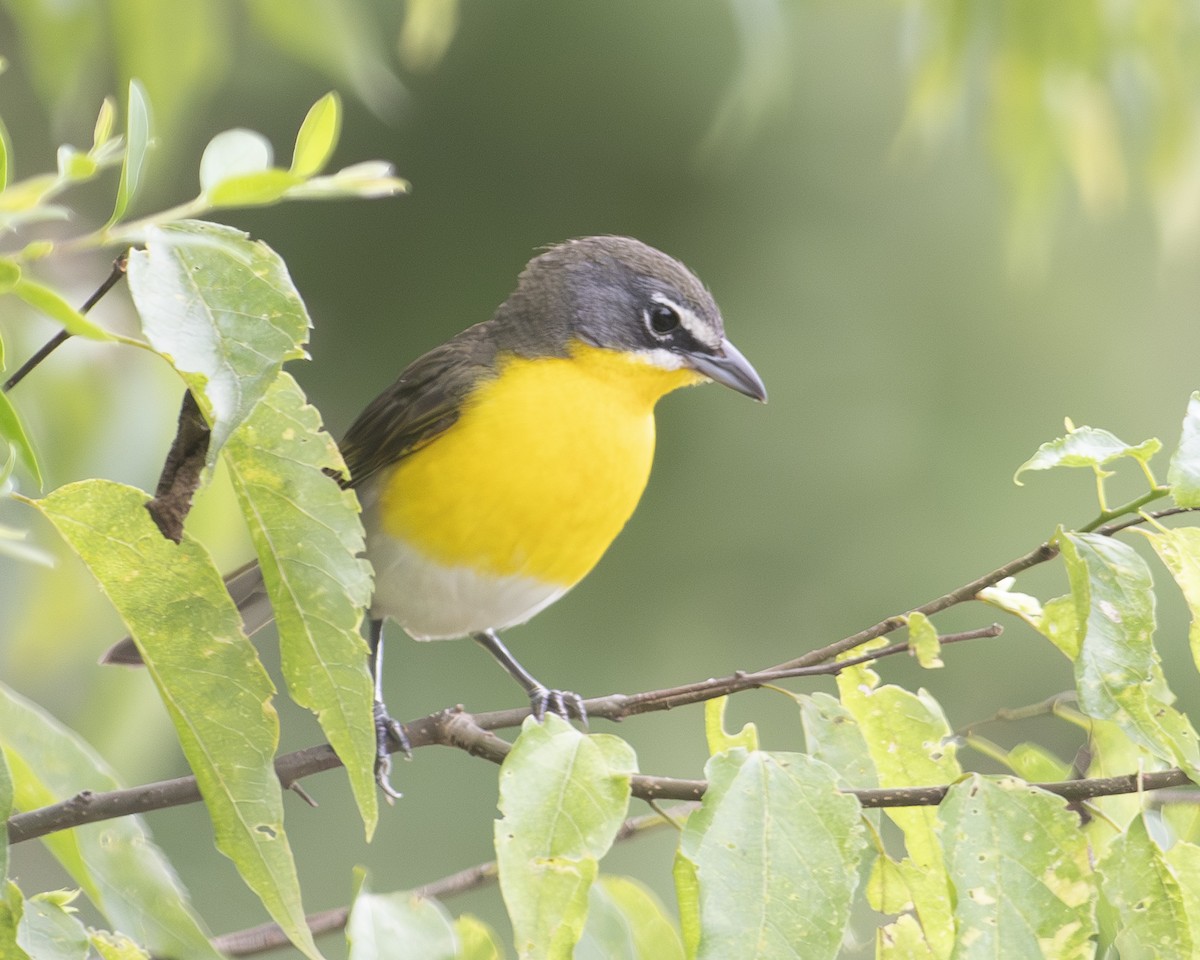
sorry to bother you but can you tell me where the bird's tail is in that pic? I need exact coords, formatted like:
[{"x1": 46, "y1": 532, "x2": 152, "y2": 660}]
[{"x1": 99, "y1": 559, "x2": 274, "y2": 666}]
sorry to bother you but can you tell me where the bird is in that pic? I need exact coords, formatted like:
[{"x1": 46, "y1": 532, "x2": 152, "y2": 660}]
[{"x1": 106, "y1": 236, "x2": 766, "y2": 795}]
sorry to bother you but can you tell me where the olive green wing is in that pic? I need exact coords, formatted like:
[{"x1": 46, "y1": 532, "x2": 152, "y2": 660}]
[{"x1": 336, "y1": 324, "x2": 500, "y2": 489}]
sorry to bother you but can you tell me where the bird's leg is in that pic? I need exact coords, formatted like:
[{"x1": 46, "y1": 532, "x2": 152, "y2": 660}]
[
  {"x1": 368, "y1": 618, "x2": 411, "y2": 799},
  {"x1": 472, "y1": 629, "x2": 588, "y2": 726}
]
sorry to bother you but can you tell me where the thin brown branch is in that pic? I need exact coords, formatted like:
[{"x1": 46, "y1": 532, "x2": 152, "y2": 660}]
[
  {"x1": 210, "y1": 807, "x2": 691, "y2": 957},
  {"x1": 2, "y1": 254, "x2": 128, "y2": 393}
]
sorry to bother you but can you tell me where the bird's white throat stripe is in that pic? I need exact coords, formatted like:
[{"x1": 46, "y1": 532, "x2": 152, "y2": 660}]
[{"x1": 650, "y1": 292, "x2": 719, "y2": 348}]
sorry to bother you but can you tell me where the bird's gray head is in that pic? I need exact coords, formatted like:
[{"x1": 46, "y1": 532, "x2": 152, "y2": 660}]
[{"x1": 502, "y1": 236, "x2": 767, "y2": 401}]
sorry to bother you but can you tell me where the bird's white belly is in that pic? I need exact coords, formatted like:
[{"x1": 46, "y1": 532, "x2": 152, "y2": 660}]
[{"x1": 362, "y1": 495, "x2": 569, "y2": 640}]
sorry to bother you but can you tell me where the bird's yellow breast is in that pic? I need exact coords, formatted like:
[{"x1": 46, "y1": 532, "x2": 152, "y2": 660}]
[{"x1": 376, "y1": 342, "x2": 704, "y2": 586}]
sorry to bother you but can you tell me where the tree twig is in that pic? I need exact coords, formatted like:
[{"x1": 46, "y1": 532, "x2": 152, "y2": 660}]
[{"x1": 2, "y1": 254, "x2": 128, "y2": 393}]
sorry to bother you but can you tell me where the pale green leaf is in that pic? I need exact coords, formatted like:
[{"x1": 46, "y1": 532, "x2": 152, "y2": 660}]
[
  {"x1": 976, "y1": 578, "x2": 1043, "y2": 626},
  {"x1": 0, "y1": 682, "x2": 220, "y2": 960},
  {"x1": 1100, "y1": 815, "x2": 1193, "y2": 959},
  {"x1": 877, "y1": 913, "x2": 937, "y2": 959},
  {"x1": 12, "y1": 277, "x2": 115, "y2": 341},
  {"x1": 111, "y1": 79, "x2": 150, "y2": 226},
  {"x1": 0, "y1": 258, "x2": 21, "y2": 293},
  {"x1": 453, "y1": 915, "x2": 504, "y2": 960},
  {"x1": 208, "y1": 169, "x2": 304, "y2": 208},
  {"x1": 15, "y1": 890, "x2": 88, "y2": 960},
  {"x1": 199, "y1": 129, "x2": 274, "y2": 192},
  {"x1": 57, "y1": 145, "x2": 97, "y2": 183},
  {"x1": 703, "y1": 695, "x2": 757, "y2": 755},
  {"x1": 284, "y1": 161, "x2": 409, "y2": 200},
  {"x1": 1164, "y1": 841, "x2": 1200, "y2": 945},
  {"x1": 345, "y1": 883, "x2": 456, "y2": 960},
  {"x1": 677, "y1": 749, "x2": 864, "y2": 960},
  {"x1": 1014, "y1": 424, "x2": 1160, "y2": 484},
  {"x1": 1143, "y1": 526, "x2": 1200, "y2": 674},
  {"x1": 1061, "y1": 532, "x2": 1200, "y2": 777},
  {"x1": 0, "y1": 746, "x2": 10, "y2": 882},
  {"x1": 907, "y1": 611, "x2": 942, "y2": 668},
  {"x1": 837, "y1": 661, "x2": 958, "y2": 958},
  {"x1": 32, "y1": 481, "x2": 320, "y2": 960},
  {"x1": 223, "y1": 372, "x2": 376, "y2": 836},
  {"x1": 90, "y1": 930, "x2": 150, "y2": 960},
  {"x1": 496, "y1": 716, "x2": 636, "y2": 960},
  {"x1": 290, "y1": 93, "x2": 341, "y2": 177},
  {"x1": 1169, "y1": 392, "x2": 1200, "y2": 507},
  {"x1": 576, "y1": 874, "x2": 683, "y2": 960},
  {"x1": 938, "y1": 776, "x2": 1096, "y2": 960},
  {"x1": 93, "y1": 97, "x2": 117, "y2": 149},
  {"x1": 0, "y1": 392, "x2": 42, "y2": 489},
  {"x1": 127, "y1": 220, "x2": 310, "y2": 465},
  {"x1": 1005, "y1": 742, "x2": 1071, "y2": 782},
  {"x1": 1038, "y1": 594, "x2": 1080, "y2": 659}
]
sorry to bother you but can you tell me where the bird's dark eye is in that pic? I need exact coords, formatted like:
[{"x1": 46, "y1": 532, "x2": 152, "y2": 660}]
[{"x1": 646, "y1": 303, "x2": 680, "y2": 337}]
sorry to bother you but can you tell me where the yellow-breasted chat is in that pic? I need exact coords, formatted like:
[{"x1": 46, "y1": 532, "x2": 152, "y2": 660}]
[{"x1": 107, "y1": 235, "x2": 766, "y2": 795}]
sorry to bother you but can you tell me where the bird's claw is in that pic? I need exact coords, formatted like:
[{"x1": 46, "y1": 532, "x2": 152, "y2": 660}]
[
  {"x1": 374, "y1": 701, "x2": 412, "y2": 801},
  {"x1": 529, "y1": 686, "x2": 588, "y2": 728}
]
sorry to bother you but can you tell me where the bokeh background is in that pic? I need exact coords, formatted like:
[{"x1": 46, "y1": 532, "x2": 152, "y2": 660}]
[{"x1": 3, "y1": 1, "x2": 1200, "y2": 954}]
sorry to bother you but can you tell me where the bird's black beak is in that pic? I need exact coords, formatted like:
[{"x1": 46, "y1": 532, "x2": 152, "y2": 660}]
[{"x1": 687, "y1": 337, "x2": 768, "y2": 403}]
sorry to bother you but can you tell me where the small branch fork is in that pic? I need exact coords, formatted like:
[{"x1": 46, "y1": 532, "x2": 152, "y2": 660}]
[{"x1": 2, "y1": 254, "x2": 129, "y2": 394}]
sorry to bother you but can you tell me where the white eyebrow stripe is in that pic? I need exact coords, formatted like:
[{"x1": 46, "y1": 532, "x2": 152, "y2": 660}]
[{"x1": 650, "y1": 292, "x2": 720, "y2": 348}]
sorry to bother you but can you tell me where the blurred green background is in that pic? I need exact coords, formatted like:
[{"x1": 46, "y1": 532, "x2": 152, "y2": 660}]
[{"x1": 3, "y1": 0, "x2": 1200, "y2": 954}]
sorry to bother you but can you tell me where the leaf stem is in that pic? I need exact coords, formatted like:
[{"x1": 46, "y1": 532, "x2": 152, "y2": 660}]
[{"x1": 1079, "y1": 487, "x2": 1172, "y2": 533}]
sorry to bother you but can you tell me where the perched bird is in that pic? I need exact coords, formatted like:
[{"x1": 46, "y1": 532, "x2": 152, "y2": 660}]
[{"x1": 108, "y1": 236, "x2": 766, "y2": 794}]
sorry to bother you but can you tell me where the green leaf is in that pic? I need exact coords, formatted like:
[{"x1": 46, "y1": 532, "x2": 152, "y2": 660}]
[
  {"x1": 703, "y1": 695, "x2": 757, "y2": 755},
  {"x1": 877, "y1": 913, "x2": 937, "y2": 959},
  {"x1": 291, "y1": 92, "x2": 342, "y2": 177},
  {"x1": 224, "y1": 373, "x2": 376, "y2": 836},
  {"x1": 1060, "y1": 532, "x2": 1200, "y2": 777},
  {"x1": 89, "y1": 930, "x2": 150, "y2": 960},
  {"x1": 15, "y1": 890, "x2": 88, "y2": 960},
  {"x1": 1169, "y1": 391, "x2": 1200, "y2": 507},
  {"x1": 126, "y1": 220, "x2": 310, "y2": 465},
  {"x1": 0, "y1": 683, "x2": 220, "y2": 960},
  {"x1": 0, "y1": 747, "x2": 10, "y2": 883},
  {"x1": 345, "y1": 882, "x2": 456, "y2": 960},
  {"x1": 199, "y1": 128, "x2": 274, "y2": 192},
  {"x1": 110, "y1": 79, "x2": 150, "y2": 226},
  {"x1": 976, "y1": 580, "x2": 1079, "y2": 657},
  {"x1": 0, "y1": 881, "x2": 29, "y2": 960},
  {"x1": 938, "y1": 776, "x2": 1096, "y2": 960},
  {"x1": 1142, "y1": 527, "x2": 1200, "y2": 675},
  {"x1": 57, "y1": 145, "x2": 98, "y2": 183},
  {"x1": 837, "y1": 661, "x2": 959, "y2": 958},
  {"x1": 576, "y1": 875, "x2": 683, "y2": 960},
  {"x1": 906, "y1": 611, "x2": 942, "y2": 668},
  {"x1": 1100, "y1": 815, "x2": 1194, "y2": 959},
  {"x1": 12, "y1": 277, "x2": 115, "y2": 341},
  {"x1": 32, "y1": 480, "x2": 321, "y2": 960},
  {"x1": 1014, "y1": 423, "x2": 1161, "y2": 485},
  {"x1": 496, "y1": 715, "x2": 636, "y2": 960},
  {"x1": 0, "y1": 391, "x2": 43, "y2": 489},
  {"x1": 207, "y1": 169, "x2": 304, "y2": 209},
  {"x1": 797, "y1": 692, "x2": 877, "y2": 790},
  {"x1": 453, "y1": 915, "x2": 504, "y2": 960},
  {"x1": 676, "y1": 749, "x2": 864, "y2": 960}
]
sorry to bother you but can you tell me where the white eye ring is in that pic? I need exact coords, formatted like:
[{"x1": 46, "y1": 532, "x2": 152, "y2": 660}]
[{"x1": 645, "y1": 302, "x2": 680, "y2": 338}]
